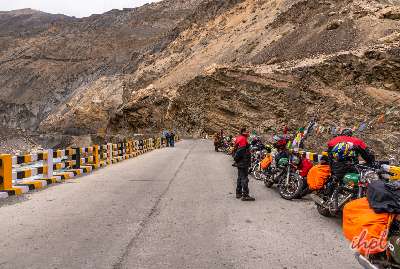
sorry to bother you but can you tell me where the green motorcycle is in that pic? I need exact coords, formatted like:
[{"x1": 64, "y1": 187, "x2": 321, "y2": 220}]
[{"x1": 263, "y1": 153, "x2": 304, "y2": 200}]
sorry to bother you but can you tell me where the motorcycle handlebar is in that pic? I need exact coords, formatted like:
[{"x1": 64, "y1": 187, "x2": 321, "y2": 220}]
[
  {"x1": 355, "y1": 160, "x2": 389, "y2": 170},
  {"x1": 375, "y1": 160, "x2": 390, "y2": 166}
]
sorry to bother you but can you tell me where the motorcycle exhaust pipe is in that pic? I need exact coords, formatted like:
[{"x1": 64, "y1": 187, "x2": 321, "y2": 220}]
[
  {"x1": 310, "y1": 194, "x2": 325, "y2": 207},
  {"x1": 338, "y1": 193, "x2": 353, "y2": 209},
  {"x1": 332, "y1": 189, "x2": 339, "y2": 213},
  {"x1": 355, "y1": 253, "x2": 379, "y2": 269}
]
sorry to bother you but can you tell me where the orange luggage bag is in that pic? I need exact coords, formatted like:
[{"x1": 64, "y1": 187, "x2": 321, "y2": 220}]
[
  {"x1": 260, "y1": 155, "x2": 273, "y2": 170},
  {"x1": 306, "y1": 164, "x2": 331, "y2": 190},
  {"x1": 343, "y1": 198, "x2": 392, "y2": 255}
]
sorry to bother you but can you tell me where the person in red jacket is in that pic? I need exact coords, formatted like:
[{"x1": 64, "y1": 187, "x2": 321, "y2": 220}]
[
  {"x1": 233, "y1": 128, "x2": 255, "y2": 201},
  {"x1": 327, "y1": 129, "x2": 375, "y2": 163},
  {"x1": 327, "y1": 128, "x2": 375, "y2": 180}
]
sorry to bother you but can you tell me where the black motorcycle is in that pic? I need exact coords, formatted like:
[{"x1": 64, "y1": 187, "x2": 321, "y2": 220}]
[{"x1": 310, "y1": 162, "x2": 383, "y2": 217}]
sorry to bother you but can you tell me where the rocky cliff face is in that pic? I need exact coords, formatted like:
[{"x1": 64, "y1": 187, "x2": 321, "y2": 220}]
[
  {"x1": 110, "y1": 0, "x2": 400, "y2": 157},
  {"x1": 1, "y1": 0, "x2": 400, "y2": 157},
  {"x1": 0, "y1": 1, "x2": 202, "y2": 130}
]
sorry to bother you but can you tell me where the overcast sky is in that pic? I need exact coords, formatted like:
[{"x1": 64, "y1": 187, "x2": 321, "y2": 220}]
[{"x1": 0, "y1": 0, "x2": 159, "y2": 18}]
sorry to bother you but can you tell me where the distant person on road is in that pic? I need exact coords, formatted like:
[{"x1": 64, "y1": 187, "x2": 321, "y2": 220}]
[
  {"x1": 169, "y1": 131, "x2": 175, "y2": 147},
  {"x1": 165, "y1": 131, "x2": 171, "y2": 147},
  {"x1": 233, "y1": 128, "x2": 255, "y2": 201}
]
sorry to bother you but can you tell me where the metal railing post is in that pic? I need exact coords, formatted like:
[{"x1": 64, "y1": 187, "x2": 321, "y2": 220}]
[
  {"x1": 46, "y1": 149, "x2": 53, "y2": 179},
  {"x1": 94, "y1": 145, "x2": 99, "y2": 167},
  {"x1": 0, "y1": 154, "x2": 12, "y2": 190}
]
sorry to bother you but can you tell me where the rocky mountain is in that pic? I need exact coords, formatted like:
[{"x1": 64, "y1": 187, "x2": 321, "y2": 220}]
[
  {"x1": 0, "y1": 0, "x2": 202, "y2": 131},
  {"x1": 1, "y1": 0, "x2": 400, "y2": 157},
  {"x1": 0, "y1": 9, "x2": 72, "y2": 35}
]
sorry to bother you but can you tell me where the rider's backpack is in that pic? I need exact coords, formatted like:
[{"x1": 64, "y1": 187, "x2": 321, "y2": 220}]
[
  {"x1": 306, "y1": 164, "x2": 331, "y2": 190},
  {"x1": 260, "y1": 155, "x2": 273, "y2": 170},
  {"x1": 331, "y1": 142, "x2": 356, "y2": 161},
  {"x1": 343, "y1": 197, "x2": 393, "y2": 255}
]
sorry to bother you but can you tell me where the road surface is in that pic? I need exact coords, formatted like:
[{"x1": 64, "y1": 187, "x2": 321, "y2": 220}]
[{"x1": 0, "y1": 140, "x2": 358, "y2": 269}]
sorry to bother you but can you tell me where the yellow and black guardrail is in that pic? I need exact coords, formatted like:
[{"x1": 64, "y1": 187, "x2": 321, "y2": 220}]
[{"x1": 0, "y1": 135, "x2": 180, "y2": 198}]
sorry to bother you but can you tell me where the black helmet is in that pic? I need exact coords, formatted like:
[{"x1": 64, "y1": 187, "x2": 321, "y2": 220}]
[{"x1": 341, "y1": 128, "x2": 353, "y2": 137}]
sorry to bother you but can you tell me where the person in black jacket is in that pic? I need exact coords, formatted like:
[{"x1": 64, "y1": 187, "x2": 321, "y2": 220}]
[
  {"x1": 165, "y1": 131, "x2": 171, "y2": 147},
  {"x1": 169, "y1": 131, "x2": 175, "y2": 147},
  {"x1": 233, "y1": 128, "x2": 255, "y2": 201}
]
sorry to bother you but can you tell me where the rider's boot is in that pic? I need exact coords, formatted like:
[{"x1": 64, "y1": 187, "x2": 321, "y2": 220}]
[{"x1": 241, "y1": 195, "x2": 256, "y2": 201}]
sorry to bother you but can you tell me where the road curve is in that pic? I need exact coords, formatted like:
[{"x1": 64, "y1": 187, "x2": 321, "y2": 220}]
[{"x1": 0, "y1": 140, "x2": 358, "y2": 269}]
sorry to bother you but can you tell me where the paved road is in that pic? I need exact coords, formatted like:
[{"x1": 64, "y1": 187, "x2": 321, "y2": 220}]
[{"x1": 0, "y1": 140, "x2": 358, "y2": 269}]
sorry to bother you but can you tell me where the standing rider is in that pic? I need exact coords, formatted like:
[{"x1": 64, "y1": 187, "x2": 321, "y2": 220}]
[
  {"x1": 327, "y1": 128, "x2": 375, "y2": 180},
  {"x1": 233, "y1": 128, "x2": 255, "y2": 201}
]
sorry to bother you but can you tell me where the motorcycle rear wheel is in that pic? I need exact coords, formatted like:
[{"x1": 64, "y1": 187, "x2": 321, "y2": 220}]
[
  {"x1": 278, "y1": 173, "x2": 304, "y2": 200},
  {"x1": 252, "y1": 166, "x2": 263, "y2": 181}
]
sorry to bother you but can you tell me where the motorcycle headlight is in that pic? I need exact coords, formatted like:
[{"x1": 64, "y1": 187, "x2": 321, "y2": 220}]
[
  {"x1": 278, "y1": 158, "x2": 289, "y2": 167},
  {"x1": 291, "y1": 156, "x2": 300, "y2": 165}
]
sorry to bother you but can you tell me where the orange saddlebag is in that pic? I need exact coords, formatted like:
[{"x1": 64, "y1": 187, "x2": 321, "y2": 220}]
[
  {"x1": 260, "y1": 155, "x2": 273, "y2": 170},
  {"x1": 343, "y1": 198, "x2": 392, "y2": 255},
  {"x1": 306, "y1": 164, "x2": 331, "y2": 190}
]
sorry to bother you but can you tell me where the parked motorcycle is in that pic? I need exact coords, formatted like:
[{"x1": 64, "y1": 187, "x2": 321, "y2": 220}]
[
  {"x1": 249, "y1": 144, "x2": 267, "y2": 179},
  {"x1": 262, "y1": 152, "x2": 304, "y2": 200},
  {"x1": 352, "y1": 172, "x2": 400, "y2": 269},
  {"x1": 310, "y1": 162, "x2": 383, "y2": 217},
  {"x1": 221, "y1": 140, "x2": 231, "y2": 155},
  {"x1": 214, "y1": 138, "x2": 222, "y2": 152}
]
